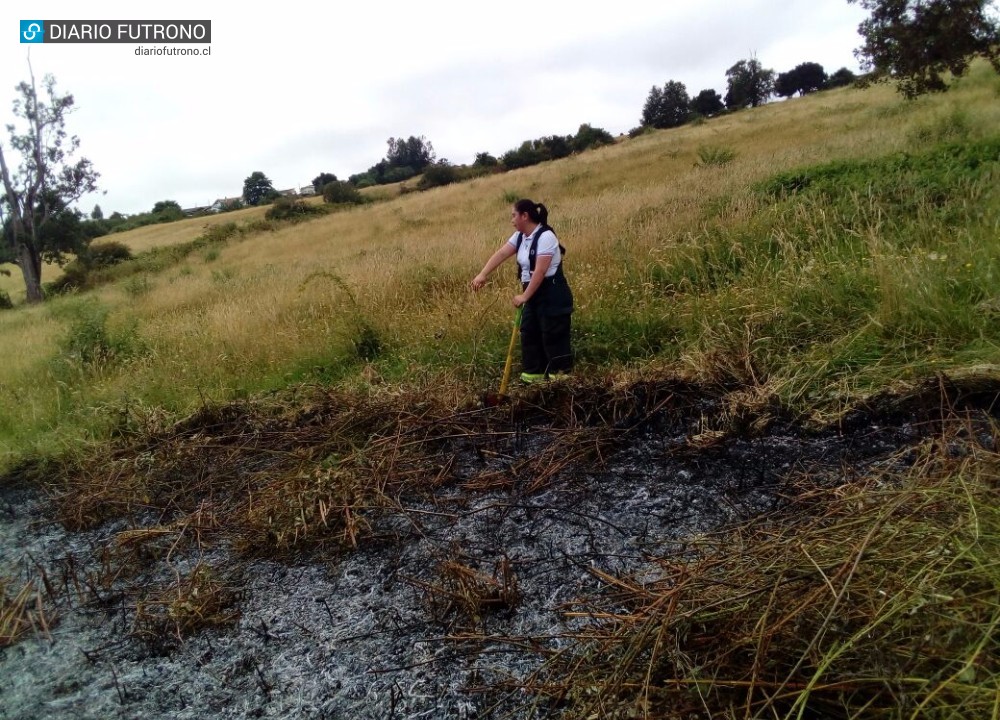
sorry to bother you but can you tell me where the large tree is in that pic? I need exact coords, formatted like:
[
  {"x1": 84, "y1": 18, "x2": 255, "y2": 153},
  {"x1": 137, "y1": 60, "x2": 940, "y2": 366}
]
[
  {"x1": 775, "y1": 62, "x2": 828, "y2": 98},
  {"x1": 642, "y1": 80, "x2": 691, "y2": 129},
  {"x1": 311, "y1": 172, "x2": 337, "y2": 193},
  {"x1": 242, "y1": 171, "x2": 279, "y2": 206},
  {"x1": 725, "y1": 58, "x2": 775, "y2": 110},
  {"x1": 690, "y1": 88, "x2": 725, "y2": 117},
  {"x1": 385, "y1": 136, "x2": 435, "y2": 173},
  {"x1": 0, "y1": 68, "x2": 99, "y2": 303},
  {"x1": 826, "y1": 66, "x2": 859, "y2": 88},
  {"x1": 849, "y1": 0, "x2": 1000, "y2": 98}
]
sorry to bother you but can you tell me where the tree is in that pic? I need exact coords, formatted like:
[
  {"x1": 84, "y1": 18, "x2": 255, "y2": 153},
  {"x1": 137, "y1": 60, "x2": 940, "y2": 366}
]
[
  {"x1": 725, "y1": 58, "x2": 775, "y2": 109},
  {"x1": 848, "y1": 0, "x2": 1000, "y2": 98},
  {"x1": 473, "y1": 152, "x2": 498, "y2": 167},
  {"x1": 642, "y1": 80, "x2": 691, "y2": 128},
  {"x1": 312, "y1": 172, "x2": 337, "y2": 193},
  {"x1": 2, "y1": 192, "x2": 88, "y2": 265},
  {"x1": 242, "y1": 171, "x2": 278, "y2": 206},
  {"x1": 150, "y1": 200, "x2": 183, "y2": 222},
  {"x1": 0, "y1": 68, "x2": 99, "y2": 303},
  {"x1": 385, "y1": 136, "x2": 435, "y2": 173},
  {"x1": 690, "y1": 89, "x2": 725, "y2": 117},
  {"x1": 417, "y1": 161, "x2": 458, "y2": 189},
  {"x1": 826, "y1": 67, "x2": 858, "y2": 89},
  {"x1": 151, "y1": 200, "x2": 184, "y2": 215},
  {"x1": 775, "y1": 62, "x2": 828, "y2": 98},
  {"x1": 322, "y1": 180, "x2": 364, "y2": 205},
  {"x1": 91, "y1": 204, "x2": 103, "y2": 220},
  {"x1": 572, "y1": 123, "x2": 615, "y2": 151}
]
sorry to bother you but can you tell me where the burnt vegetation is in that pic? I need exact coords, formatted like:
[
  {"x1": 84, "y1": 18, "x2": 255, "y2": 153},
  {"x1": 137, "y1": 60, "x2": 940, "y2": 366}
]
[{"x1": 3, "y1": 373, "x2": 998, "y2": 716}]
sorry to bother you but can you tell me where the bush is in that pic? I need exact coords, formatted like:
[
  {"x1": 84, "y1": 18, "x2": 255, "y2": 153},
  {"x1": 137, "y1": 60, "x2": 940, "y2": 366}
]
[
  {"x1": 473, "y1": 152, "x2": 498, "y2": 167},
  {"x1": 417, "y1": 162, "x2": 459, "y2": 189},
  {"x1": 825, "y1": 67, "x2": 857, "y2": 90},
  {"x1": 265, "y1": 197, "x2": 326, "y2": 221},
  {"x1": 123, "y1": 275, "x2": 152, "y2": 297},
  {"x1": 45, "y1": 261, "x2": 90, "y2": 295},
  {"x1": 696, "y1": 145, "x2": 738, "y2": 167},
  {"x1": 58, "y1": 300, "x2": 144, "y2": 369},
  {"x1": 323, "y1": 181, "x2": 366, "y2": 205},
  {"x1": 85, "y1": 241, "x2": 133, "y2": 269},
  {"x1": 201, "y1": 222, "x2": 240, "y2": 244},
  {"x1": 572, "y1": 123, "x2": 615, "y2": 152}
]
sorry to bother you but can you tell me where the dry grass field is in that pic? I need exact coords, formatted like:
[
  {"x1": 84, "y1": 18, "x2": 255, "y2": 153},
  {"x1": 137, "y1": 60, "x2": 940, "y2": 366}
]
[{"x1": 1, "y1": 66, "x2": 999, "y2": 460}]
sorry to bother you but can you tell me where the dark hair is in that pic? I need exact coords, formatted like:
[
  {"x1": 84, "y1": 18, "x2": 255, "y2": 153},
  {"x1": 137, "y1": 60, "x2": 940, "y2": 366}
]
[{"x1": 513, "y1": 198, "x2": 549, "y2": 227}]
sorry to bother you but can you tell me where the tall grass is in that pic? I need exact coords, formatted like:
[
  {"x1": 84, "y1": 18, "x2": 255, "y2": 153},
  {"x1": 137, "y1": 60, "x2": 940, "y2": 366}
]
[{"x1": 1, "y1": 65, "x2": 999, "y2": 464}]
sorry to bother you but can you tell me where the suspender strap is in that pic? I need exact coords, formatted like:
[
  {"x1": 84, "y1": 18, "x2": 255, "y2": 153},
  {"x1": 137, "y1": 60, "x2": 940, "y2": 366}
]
[{"x1": 515, "y1": 225, "x2": 550, "y2": 274}]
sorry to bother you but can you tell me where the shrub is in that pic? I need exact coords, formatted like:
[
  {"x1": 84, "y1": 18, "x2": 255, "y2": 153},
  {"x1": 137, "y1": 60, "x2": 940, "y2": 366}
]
[
  {"x1": 323, "y1": 181, "x2": 366, "y2": 205},
  {"x1": 45, "y1": 262, "x2": 90, "y2": 295},
  {"x1": 696, "y1": 145, "x2": 738, "y2": 167},
  {"x1": 84, "y1": 241, "x2": 133, "y2": 269},
  {"x1": 123, "y1": 275, "x2": 152, "y2": 297},
  {"x1": 265, "y1": 196, "x2": 326, "y2": 221},
  {"x1": 58, "y1": 301, "x2": 143, "y2": 369},
  {"x1": 572, "y1": 123, "x2": 615, "y2": 152},
  {"x1": 354, "y1": 323, "x2": 381, "y2": 361},
  {"x1": 825, "y1": 67, "x2": 857, "y2": 89},
  {"x1": 417, "y1": 162, "x2": 459, "y2": 189},
  {"x1": 201, "y1": 222, "x2": 239, "y2": 244},
  {"x1": 473, "y1": 152, "x2": 498, "y2": 167},
  {"x1": 382, "y1": 166, "x2": 417, "y2": 184},
  {"x1": 500, "y1": 135, "x2": 574, "y2": 170},
  {"x1": 214, "y1": 198, "x2": 244, "y2": 213}
]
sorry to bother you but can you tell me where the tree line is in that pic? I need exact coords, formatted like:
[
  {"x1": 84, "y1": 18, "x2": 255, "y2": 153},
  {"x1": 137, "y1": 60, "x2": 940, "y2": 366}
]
[{"x1": 639, "y1": 59, "x2": 858, "y2": 132}]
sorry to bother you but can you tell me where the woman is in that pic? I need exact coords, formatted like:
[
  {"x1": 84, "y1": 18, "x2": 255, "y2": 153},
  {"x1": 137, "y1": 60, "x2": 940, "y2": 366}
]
[{"x1": 471, "y1": 199, "x2": 574, "y2": 383}]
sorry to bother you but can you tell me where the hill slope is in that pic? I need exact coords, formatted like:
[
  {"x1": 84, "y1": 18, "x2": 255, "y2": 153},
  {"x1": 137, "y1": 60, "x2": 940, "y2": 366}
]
[{"x1": 1, "y1": 65, "x2": 999, "y2": 461}]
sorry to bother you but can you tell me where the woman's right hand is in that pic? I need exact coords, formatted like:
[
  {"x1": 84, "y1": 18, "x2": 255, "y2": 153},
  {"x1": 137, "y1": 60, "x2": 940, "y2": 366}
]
[{"x1": 470, "y1": 273, "x2": 487, "y2": 291}]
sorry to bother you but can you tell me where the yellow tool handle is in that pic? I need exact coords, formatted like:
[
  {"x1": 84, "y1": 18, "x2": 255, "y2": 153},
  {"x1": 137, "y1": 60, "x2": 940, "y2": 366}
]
[{"x1": 498, "y1": 306, "x2": 523, "y2": 398}]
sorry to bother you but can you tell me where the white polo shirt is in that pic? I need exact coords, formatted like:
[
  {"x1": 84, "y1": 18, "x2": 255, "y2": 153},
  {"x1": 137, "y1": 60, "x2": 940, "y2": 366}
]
[{"x1": 506, "y1": 226, "x2": 561, "y2": 282}]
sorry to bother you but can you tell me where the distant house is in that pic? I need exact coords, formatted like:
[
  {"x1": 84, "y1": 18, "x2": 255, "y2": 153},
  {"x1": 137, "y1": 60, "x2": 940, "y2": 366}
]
[
  {"x1": 299, "y1": 184, "x2": 316, "y2": 196},
  {"x1": 278, "y1": 188, "x2": 298, "y2": 197},
  {"x1": 182, "y1": 205, "x2": 212, "y2": 217},
  {"x1": 211, "y1": 196, "x2": 243, "y2": 213}
]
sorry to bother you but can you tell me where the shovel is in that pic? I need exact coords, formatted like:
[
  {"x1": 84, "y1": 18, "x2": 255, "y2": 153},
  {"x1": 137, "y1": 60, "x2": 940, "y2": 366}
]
[{"x1": 484, "y1": 306, "x2": 522, "y2": 406}]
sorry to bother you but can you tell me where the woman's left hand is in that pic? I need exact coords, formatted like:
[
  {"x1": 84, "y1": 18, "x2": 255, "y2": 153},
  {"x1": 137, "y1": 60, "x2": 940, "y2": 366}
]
[{"x1": 513, "y1": 293, "x2": 528, "y2": 307}]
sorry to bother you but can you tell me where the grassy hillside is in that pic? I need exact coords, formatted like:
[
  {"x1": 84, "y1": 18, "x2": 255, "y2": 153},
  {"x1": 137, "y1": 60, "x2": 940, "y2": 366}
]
[{"x1": 1, "y1": 65, "x2": 999, "y2": 464}]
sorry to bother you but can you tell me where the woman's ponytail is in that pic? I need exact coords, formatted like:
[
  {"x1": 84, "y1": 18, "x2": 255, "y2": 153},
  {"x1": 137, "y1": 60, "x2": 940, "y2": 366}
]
[
  {"x1": 535, "y1": 203, "x2": 548, "y2": 227},
  {"x1": 514, "y1": 198, "x2": 551, "y2": 228}
]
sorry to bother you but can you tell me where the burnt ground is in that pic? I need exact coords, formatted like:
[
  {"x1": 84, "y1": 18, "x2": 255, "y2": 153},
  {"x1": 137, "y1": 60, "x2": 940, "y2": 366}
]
[{"x1": 1, "y1": 378, "x2": 996, "y2": 719}]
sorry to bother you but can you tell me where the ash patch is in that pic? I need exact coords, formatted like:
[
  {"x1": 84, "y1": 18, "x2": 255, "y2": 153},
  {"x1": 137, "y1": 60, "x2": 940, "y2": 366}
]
[{"x1": 0, "y1": 399, "x2": 939, "y2": 719}]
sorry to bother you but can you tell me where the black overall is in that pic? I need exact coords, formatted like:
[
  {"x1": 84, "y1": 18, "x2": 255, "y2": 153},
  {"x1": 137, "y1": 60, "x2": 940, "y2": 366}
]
[{"x1": 516, "y1": 225, "x2": 574, "y2": 375}]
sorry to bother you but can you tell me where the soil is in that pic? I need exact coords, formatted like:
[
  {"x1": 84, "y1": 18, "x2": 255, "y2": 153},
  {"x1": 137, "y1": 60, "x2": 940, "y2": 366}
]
[{"x1": 1, "y1": 379, "x2": 994, "y2": 719}]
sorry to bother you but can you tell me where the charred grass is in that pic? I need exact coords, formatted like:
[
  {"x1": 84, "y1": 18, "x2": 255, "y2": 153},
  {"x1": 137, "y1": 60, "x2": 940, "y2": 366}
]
[
  {"x1": 2, "y1": 372, "x2": 996, "y2": 718},
  {"x1": 519, "y1": 420, "x2": 1000, "y2": 720}
]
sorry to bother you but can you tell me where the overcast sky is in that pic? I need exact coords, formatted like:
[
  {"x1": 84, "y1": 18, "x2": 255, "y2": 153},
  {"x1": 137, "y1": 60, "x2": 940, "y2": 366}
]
[{"x1": 1, "y1": 1, "x2": 869, "y2": 215}]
